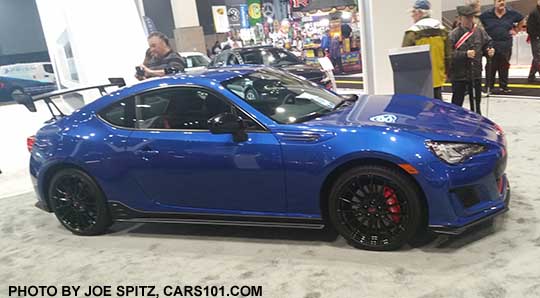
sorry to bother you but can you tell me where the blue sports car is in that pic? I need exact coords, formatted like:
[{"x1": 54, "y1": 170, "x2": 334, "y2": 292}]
[{"x1": 21, "y1": 66, "x2": 509, "y2": 251}]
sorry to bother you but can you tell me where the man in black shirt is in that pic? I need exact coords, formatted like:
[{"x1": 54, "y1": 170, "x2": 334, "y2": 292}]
[
  {"x1": 527, "y1": 0, "x2": 540, "y2": 82},
  {"x1": 480, "y1": 0, "x2": 524, "y2": 92},
  {"x1": 137, "y1": 32, "x2": 186, "y2": 80}
]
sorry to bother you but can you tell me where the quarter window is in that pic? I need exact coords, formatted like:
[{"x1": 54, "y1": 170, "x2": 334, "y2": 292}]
[{"x1": 98, "y1": 97, "x2": 136, "y2": 128}]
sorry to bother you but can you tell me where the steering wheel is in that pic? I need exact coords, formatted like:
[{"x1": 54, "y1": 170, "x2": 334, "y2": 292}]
[
  {"x1": 281, "y1": 93, "x2": 296, "y2": 105},
  {"x1": 244, "y1": 87, "x2": 259, "y2": 101}
]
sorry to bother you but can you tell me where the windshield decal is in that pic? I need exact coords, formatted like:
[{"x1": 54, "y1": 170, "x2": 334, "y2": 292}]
[{"x1": 369, "y1": 114, "x2": 398, "y2": 123}]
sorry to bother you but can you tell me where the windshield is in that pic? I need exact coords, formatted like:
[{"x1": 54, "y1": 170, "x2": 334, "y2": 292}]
[
  {"x1": 223, "y1": 68, "x2": 343, "y2": 124},
  {"x1": 240, "y1": 48, "x2": 302, "y2": 67},
  {"x1": 186, "y1": 55, "x2": 210, "y2": 68}
]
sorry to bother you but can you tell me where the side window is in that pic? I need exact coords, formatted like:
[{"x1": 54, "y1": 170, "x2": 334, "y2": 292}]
[
  {"x1": 241, "y1": 51, "x2": 263, "y2": 64},
  {"x1": 233, "y1": 107, "x2": 261, "y2": 131},
  {"x1": 135, "y1": 88, "x2": 234, "y2": 130},
  {"x1": 98, "y1": 97, "x2": 136, "y2": 128}
]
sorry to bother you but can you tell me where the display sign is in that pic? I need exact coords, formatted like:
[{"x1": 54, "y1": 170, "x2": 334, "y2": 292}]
[
  {"x1": 142, "y1": 16, "x2": 157, "y2": 35},
  {"x1": 262, "y1": 1, "x2": 275, "y2": 19},
  {"x1": 247, "y1": 0, "x2": 262, "y2": 26},
  {"x1": 291, "y1": 0, "x2": 310, "y2": 9},
  {"x1": 212, "y1": 6, "x2": 230, "y2": 33},
  {"x1": 228, "y1": 6, "x2": 241, "y2": 28},
  {"x1": 318, "y1": 57, "x2": 334, "y2": 71},
  {"x1": 342, "y1": 51, "x2": 360, "y2": 64},
  {"x1": 240, "y1": 4, "x2": 250, "y2": 28}
]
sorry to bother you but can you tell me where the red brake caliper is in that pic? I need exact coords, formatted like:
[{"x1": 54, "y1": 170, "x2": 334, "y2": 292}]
[{"x1": 384, "y1": 186, "x2": 401, "y2": 223}]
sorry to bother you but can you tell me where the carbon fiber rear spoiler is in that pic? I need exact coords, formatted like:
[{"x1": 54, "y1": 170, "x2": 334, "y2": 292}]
[{"x1": 14, "y1": 78, "x2": 125, "y2": 119}]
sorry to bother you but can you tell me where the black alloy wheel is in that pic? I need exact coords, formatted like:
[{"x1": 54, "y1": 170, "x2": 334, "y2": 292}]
[
  {"x1": 328, "y1": 165, "x2": 423, "y2": 251},
  {"x1": 48, "y1": 168, "x2": 111, "y2": 235}
]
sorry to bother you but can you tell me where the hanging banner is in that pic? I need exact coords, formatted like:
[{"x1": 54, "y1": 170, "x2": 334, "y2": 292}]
[
  {"x1": 240, "y1": 4, "x2": 250, "y2": 28},
  {"x1": 290, "y1": 0, "x2": 310, "y2": 10},
  {"x1": 262, "y1": 0, "x2": 275, "y2": 19},
  {"x1": 247, "y1": 0, "x2": 262, "y2": 26},
  {"x1": 228, "y1": 6, "x2": 241, "y2": 29},
  {"x1": 212, "y1": 5, "x2": 230, "y2": 33}
]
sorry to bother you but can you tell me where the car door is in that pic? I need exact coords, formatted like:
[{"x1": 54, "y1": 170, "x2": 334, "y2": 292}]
[{"x1": 125, "y1": 86, "x2": 286, "y2": 213}]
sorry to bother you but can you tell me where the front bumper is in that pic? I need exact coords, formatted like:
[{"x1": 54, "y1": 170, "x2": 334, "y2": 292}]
[{"x1": 429, "y1": 175, "x2": 510, "y2": 235}]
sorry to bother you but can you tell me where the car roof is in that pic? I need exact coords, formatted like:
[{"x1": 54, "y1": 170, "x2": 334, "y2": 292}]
[
  {"x1": 230, "y1": 45, "x2": 275, "y2": 52},
  {"x1": 178, "y1": 52, "x2": 207, "y2": 57},
  {"x1": 126, "y1": 65, "x2": 264, "y2": 92}
]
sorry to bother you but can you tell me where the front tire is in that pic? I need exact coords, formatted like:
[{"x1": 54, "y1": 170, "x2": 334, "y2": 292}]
[
  {"x1": 48, "y1": 168, "x2": 112, "y2": 235},
  {"x1": 328, "y1": 165, "x2": 423, "y2": 251}
]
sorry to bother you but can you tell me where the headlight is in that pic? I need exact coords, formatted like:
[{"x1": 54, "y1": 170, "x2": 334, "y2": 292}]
[{"x1": 426, "y1": 141, "x2": 486, "y2": 164}]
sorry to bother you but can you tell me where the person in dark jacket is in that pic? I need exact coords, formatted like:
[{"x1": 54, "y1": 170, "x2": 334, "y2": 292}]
[
  {"x1": 137, "y1": 32, "x2": 186, "y2": 80},
  {"x1": 450, "y1": 5, "x2": 495, "y2": 114},
  {"x1": 480, "y1": 0, "x2": 524, "y2": 92},
  {"x1": 330, "y1": 34, "x2": 344, "y2": 74},
  {"x1": 527, "y1": 0, "x2": 540, "y2": 82},
  {"x1": 211, "y1": 41, "x2": 222, "y2": 56}
]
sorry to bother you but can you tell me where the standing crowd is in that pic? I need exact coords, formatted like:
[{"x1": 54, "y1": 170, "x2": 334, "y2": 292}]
[
  {"x1": 132, "y1": 0, "x2": 540, "y2": 117},
  {"x1": 402, "y1": 0, "x2": 539, "y2": 115}
]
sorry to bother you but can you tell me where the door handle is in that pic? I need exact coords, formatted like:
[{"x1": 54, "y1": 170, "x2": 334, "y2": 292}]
[{"x1": 135, "y1": 146, "x2": 160, "y2": 156}]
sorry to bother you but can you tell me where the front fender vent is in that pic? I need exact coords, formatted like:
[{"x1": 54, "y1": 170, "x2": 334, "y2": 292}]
[{"x1": 276, "y1": 132, "x2": 322, "y2": 142}]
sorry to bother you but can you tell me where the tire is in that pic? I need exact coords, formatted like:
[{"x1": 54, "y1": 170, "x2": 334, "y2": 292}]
[
  {"x1": 327, "y1": 165, "x2": 423, "y2": 251},
  {"x1": 48, "y1": 168, "x2": 112, "y2": 236}
]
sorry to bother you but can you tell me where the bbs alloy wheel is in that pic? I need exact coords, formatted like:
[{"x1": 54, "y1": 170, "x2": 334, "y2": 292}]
[
  {"x1": 328, "y1": 165, "x2": 423, "y2": 251},
  {"x1": 48, "y1": 168, "x2": 111, "y2": 235}
]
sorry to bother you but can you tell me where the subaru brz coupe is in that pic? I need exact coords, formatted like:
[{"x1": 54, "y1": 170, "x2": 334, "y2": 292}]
[{"x1": 18, "y1": 66, "x2": 509, "y2": 251}]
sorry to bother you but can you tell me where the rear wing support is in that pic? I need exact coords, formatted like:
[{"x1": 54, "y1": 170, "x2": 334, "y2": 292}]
[{"x1": 14, "y1": 78, "x2": 126, "y2": 119}]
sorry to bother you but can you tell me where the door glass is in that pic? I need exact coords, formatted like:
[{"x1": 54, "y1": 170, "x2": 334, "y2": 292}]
[{"x1": 135, "y1": 88, "x2": 234, "y2": 130}]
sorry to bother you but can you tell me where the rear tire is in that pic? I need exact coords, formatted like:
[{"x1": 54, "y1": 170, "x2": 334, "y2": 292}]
[
  {"x1": 327, "y1": 165, "x2": 423, "y2": 251},
  {"x1": 48, "y1": 168, "x2": 112, "y2": 236}
]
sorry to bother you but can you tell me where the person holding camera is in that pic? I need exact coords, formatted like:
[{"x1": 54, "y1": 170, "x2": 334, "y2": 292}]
[
  {"x1": 449, "y1": 5, "x2": 495, "y2": 115},
  {"x1": 136, "y1": 32, "x2": 186, "y2": 80}
]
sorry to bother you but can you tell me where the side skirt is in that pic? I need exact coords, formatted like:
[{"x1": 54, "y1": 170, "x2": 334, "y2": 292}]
[{"x1": 109, "y1": 202, "x2": 325, "y2": 230}]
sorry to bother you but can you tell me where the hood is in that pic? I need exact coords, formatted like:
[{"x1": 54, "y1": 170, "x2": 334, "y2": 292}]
[
  {"x1": 307, "y1": 94, "x2": 504, "y2": 144},
  {"x1": 280, "y1": 64, "x2": 324, "y2": 81}
]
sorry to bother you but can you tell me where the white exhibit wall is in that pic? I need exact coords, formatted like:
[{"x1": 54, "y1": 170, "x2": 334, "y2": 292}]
[
  {"x1": 35, "y1": 0, "x2": 148, "y2": 92},
  {"x1": 359, "y1": 0, "x2": 442, "y2": 95},
  {"x1": 171, "y1": 0, "x2": 200, "y2": 28}
]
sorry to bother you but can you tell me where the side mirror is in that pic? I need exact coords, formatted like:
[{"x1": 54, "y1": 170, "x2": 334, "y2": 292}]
[
  {"x1": 208, "y1": 112, "x2": 247, "y2": 142},
  {"x1": 164, "y1": 67, "x2": 180, "y2": 75},
  {"x1": 12, "y1": 90, "x2": 36, "y2": 112}
]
